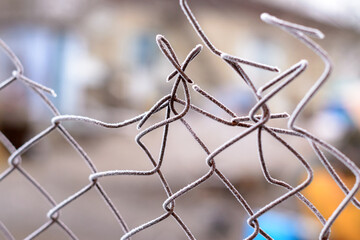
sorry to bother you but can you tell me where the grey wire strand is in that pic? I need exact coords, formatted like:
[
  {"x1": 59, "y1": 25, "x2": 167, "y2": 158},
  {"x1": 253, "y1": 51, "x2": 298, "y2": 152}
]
[
  {"x1": 192, "y1": 84, "x2": 290, "y2": 122},
  {"x1": 311, "y1": 142, "x2": 360, "y2": 207},
  {"x1": 169, "y1": 7, "x2": 329, "y2": 236},
  {"x1": 0, "y1": 2, "x2": 358, "y2": 240},
  {"x1": 31, "y1": 87, "x2": 132, "y2": 237},
  {"x1": 176, "y1": 4, "x2": 331, "y2": 237},
  {"x1": 169, "y1": 82, "x2": 273, "y2": 239},
  {"x1": 262, "y1": 13, "x2": 360, "y2": 240},
  {"x1": 168, "y1": 65, "x2": 271, "y2": 239},
  {"x1": 166, "y1": 65, "x2": 272, "y2": 240},
  {"x1": 0, "y1": 121, "x2": 70, "y2": 238},
  {"x1": 240, "y1": 59, "x2": 328, "y2": 239},
  {"x1": 173, "y1": 96, "x2": 301, "y2": 136},
  {"x1": 0, "y1": 40, "x2": 56, "y2": 96},
  {"x1": 120, "y1": 40, "x2": 201, "y2": 240},
  {"x1": 213, "y1": 58, "x2": 326, "y2": 238},
  {"x1": 0, "y1": 42, "x2": 131, "y2": 238},
  {"x1": 0, "y1": 220, "x2": 15, "y2": 240},
  {"x1": 179, "y1": 0, "x2": 280, "y2": 72},
  {"x1": 48, "y1": 40, "x2": 201, "y2": 240},
  {"x1": 168, "y1": 115, "x2": 271, "y2": 239}
]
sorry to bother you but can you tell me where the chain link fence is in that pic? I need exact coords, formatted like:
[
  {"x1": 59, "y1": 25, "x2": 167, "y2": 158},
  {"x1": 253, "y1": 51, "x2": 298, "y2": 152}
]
[{"x1": 0, "y1": 1, "x2": 359, "y2": 239}]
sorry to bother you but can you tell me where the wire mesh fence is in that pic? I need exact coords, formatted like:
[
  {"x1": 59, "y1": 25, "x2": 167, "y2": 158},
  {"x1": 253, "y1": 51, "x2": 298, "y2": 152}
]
[{"x1": 0, "y1": 1, "x2": 359, "y2": 239}]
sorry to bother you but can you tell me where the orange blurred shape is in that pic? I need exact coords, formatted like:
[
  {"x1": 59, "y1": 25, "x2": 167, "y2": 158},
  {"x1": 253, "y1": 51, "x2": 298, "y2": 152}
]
[{"x1": 302, "y1": 169, "x2": 360, "y2": 240}]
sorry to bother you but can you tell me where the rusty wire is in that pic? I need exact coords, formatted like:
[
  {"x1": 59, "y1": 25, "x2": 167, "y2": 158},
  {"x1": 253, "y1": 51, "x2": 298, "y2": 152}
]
[{"x1": 0, "y1": 0, "x2": 359, "y2": 239}]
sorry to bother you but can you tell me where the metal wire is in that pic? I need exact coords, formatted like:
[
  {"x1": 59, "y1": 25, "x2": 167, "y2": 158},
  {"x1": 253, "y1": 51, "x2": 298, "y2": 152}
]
[{"x1": 0, "y1": 1, "x2": 359, "y2": 239}]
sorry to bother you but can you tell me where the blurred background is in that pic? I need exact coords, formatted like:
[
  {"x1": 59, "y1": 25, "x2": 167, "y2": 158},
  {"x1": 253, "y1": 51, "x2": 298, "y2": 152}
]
[{"x1": 0, "y1": 0, "x2": 360, "y2": 239}]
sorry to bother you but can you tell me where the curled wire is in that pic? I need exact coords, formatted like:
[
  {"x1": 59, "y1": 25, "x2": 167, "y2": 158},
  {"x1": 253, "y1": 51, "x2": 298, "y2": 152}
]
[
  {"x1": 0, "y1": 1, "x2": 358, "y2": 240},
  {"x1": 262, "y1": 13, "x2": 360, "y2": 239}
]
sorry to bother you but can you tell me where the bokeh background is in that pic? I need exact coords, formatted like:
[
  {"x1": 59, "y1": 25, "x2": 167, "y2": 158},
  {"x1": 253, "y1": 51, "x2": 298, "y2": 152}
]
[{"x1": 0, "y1": 0, "x2": 360, "y2": 239}]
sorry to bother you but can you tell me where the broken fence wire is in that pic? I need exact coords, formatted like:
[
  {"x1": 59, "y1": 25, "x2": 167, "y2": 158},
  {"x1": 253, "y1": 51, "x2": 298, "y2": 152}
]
[{"x1": 0, "y1": 1, "x2": 359, "y2": 239}]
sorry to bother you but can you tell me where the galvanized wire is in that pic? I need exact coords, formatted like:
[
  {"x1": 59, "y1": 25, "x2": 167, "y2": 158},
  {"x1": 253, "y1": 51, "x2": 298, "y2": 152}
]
[{"x1": 0, "y1": 1, "x2": 359, "y2": 239}]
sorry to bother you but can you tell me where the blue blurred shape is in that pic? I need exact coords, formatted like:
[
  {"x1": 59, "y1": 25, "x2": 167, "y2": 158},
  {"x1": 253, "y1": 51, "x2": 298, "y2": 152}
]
[{"x1": 242, "y1": 211, "x2": 303, "y2": 240}]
